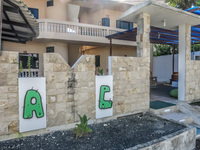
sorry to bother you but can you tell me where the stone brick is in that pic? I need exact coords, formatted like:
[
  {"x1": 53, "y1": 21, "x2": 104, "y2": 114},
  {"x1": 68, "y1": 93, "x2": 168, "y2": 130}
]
[
  {"x1": 8, "y1": 121, "x2": 19, "y2": 134},
  {"x1": 0, "y1": 74, "x2": 8, "y2": 86},
  {"x1": 0, "y1": 123, "x2": 8, "y2": 135},
  {"x1": 7, "y1": 74, "x2": 18, "y2": 86},
  {"x1": 48, "y1": 95, "x2": 57, "y2": 103},
  {"x1": 0, "y1": 52, "x2": 9, "y2": 63},
  {"x1": 0, "y1": 86, "x2": 8, "y2": 93},
  {"x1": 9, "y1": 52, "x2": 18, "y2": 64},
  {"x1": 0, "y1": 63, "x2": 11, "y2": 73},
  {"x1": 8, "y1": 86, "x2": 18, "y2": 93}
]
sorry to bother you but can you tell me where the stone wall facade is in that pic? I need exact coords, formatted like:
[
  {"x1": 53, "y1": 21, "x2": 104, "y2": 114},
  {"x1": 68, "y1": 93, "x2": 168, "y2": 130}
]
[
  {"x1": 44, "y1": 54, "x2": 96, "y2": 125},
  {"x1": 184, "y1": 24, "x2": 200, "y2": 102},
  {"x1": 73, "y1": 55, "x2": 96, "y2": 121},
  {"x1": 44, "y1": 53, "x2": 73, "y2": 127},
  {"x1": 0, "y1": 51, "x2": 19, "y2": 136},
  {"x1": 0, "y1": 52, "x2": 149, "y2": 138},
  {"x1": 111, "y1": 56, "x2": 150, "y2": 115},
  {"x1": 186, "y1": 60, "x2": 200, "y2": 102}
]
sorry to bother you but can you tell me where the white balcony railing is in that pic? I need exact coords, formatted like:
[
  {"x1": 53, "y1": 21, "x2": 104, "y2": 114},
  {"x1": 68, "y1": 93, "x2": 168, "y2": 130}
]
[
  {"x1": 19, "y1": 71, "x2": 39, "y2": 78},
  {"x1": 38, "y1": 19, "x2": 125, "y2": 38}
]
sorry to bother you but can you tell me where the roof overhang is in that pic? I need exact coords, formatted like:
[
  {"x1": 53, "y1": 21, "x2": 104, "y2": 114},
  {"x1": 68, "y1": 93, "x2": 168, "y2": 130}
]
[
  {"x1": 2, "y1": 0, "x2": 39, "y2": 44},
  {"x1": 119, "y1": 1, "x2": 200, "y2": 30}
]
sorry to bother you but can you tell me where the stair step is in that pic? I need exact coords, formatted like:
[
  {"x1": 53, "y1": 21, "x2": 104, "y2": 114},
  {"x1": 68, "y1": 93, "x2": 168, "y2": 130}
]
[
  {"x1": 150, "y1": 105, "x2": 179, "y2": 115},
  {"x1": 188, "y1": 124, "x2": 200, "y2": 137},
  {"x1": 161, "y1": 112, "x2": 193, "y2": 124}
]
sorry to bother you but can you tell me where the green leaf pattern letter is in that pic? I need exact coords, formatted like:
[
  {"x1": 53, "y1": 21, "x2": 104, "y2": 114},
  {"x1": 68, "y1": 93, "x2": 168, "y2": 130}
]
[
  {"x1": 23, "y1": 90, "x2": 44, "y2": 119},
  {"x1": 99, "y1": 85, "x2": 112, "y2": 109}
]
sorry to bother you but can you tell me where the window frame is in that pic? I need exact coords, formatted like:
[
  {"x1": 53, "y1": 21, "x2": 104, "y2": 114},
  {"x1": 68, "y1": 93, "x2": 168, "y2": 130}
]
[
  {"x1": 19, "y1": 53, "x2": 39, "y2": 69},
  {"x1": 47, "y1": 0, "x2": 54, "y2": 7}
]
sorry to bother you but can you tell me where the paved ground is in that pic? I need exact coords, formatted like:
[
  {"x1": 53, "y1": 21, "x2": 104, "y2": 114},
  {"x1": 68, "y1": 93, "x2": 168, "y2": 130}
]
[
  {"x1": 0, "y1": 113, "x2": 185, "y2": 150},
  {"x1": 151, "y1": 84, "x2": 177, "y2": 102}
]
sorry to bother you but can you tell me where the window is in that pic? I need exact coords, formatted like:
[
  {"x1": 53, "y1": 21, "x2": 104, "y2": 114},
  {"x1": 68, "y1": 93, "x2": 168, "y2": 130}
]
[
  {"x1": 46, "y1": 47, "x2": 54, "y2": 53},
  {"x1": 28, "y1": 8, "x2": 39, "y2": 19},
  {"x1": 116, "y1": 20, "x2": 133, "y2": 30},
  {"x1": 47, "y1": 0, "x2": 54, "y2": 7},
  {"x1": 19, "y1": 53, "x2": 39, "y2": 69},
  {"x1": 95, "y1": 55, "x2": 100, "y2": 67}
]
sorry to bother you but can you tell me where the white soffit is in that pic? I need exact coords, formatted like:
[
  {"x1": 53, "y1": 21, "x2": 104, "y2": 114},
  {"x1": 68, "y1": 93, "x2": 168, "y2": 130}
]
[{"x1": 119, "y1": 1, "x2": 200, "y2": 30}]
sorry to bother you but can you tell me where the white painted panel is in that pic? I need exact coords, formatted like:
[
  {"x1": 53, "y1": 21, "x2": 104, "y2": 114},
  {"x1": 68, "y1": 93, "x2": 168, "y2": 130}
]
[
  {"x1": 96, "y1": 75, "x2": 113, "y2": 119},
  {"x1": 19, "y1": 77, "x2": 46, "y2": 133},
  {"x1": 153, "y1": 54, "x2": 178, "y2": 83}
]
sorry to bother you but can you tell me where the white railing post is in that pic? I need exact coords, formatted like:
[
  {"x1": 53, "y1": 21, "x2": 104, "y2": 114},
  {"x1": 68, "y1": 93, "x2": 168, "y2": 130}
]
[
  {"x1": 107, "y1": 29, "x2": 109, "y2": 36},
  {"x1": 37, "y1": 19, "x2": 126, "y2": 37},
  {"x1": 44, "y1": 20, "x2": 48, "y2": 32}
]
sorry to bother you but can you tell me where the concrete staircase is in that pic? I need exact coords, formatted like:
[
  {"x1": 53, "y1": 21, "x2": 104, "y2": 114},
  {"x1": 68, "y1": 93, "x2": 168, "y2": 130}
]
[{"x1": 150, "y1": 101, "x2": 200, "y2": 137}]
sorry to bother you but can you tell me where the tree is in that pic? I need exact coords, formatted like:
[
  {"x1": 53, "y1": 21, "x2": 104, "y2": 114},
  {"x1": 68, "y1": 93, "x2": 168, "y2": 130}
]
[
  {"x1": 165, "y1": 0, "x2": 197, "y2": 10},
  {"x1": 153, "y1": 44, "x2": 178, "y2": 56}
]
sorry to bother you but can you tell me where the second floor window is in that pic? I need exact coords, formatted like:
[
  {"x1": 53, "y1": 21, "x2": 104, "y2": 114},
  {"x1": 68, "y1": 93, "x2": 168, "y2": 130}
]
[
  {"x1": 28, "y1": 8, "x2": 39, "y2": 19},
  {"x1": 47, "y1": 0, "x2": 54, "y2": 7}
]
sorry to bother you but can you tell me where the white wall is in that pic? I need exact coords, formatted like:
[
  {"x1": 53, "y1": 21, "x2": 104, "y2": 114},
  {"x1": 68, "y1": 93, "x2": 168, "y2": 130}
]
[{"x1": 153, "y1": 54, "x2": 178, "y2": 83}]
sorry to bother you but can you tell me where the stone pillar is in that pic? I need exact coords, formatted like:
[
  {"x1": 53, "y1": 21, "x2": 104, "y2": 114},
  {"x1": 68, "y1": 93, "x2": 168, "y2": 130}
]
[
  {"x1": 136, "y1": 13, "x2": 151, "y2": 59},
  {"x1": 178, "y1": 24, "x2": 191, "y2": 101}
]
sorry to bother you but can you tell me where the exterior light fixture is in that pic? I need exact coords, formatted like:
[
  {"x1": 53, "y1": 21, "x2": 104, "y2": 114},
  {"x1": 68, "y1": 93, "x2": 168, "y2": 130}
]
[{"x1": 163, "y1": 19, "x2": 166, "y2": 27}]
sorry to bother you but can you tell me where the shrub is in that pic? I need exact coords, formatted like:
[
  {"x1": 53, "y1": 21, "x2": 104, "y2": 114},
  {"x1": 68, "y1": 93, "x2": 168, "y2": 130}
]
[
  {"x1": 170, "y1": 89, "x2": 178, "y2": 98},
  {"x1": 73, "y1": 114, "x2": 92, "y2": 138}
]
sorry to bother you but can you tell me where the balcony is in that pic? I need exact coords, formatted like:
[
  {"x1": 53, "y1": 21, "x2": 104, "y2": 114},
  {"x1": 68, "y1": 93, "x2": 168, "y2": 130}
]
[{"x1": 37, "y1": 19, "x2": 136, "y2": 46}]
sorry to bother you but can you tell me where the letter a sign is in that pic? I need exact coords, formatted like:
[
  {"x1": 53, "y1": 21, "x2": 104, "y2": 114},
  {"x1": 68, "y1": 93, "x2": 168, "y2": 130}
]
[
  {"x1": 96, "y1": 75, "x2": 113, "y2": 119},
  {"x1": 19, "y1": 78, "x2": 46, "y2": 133}
]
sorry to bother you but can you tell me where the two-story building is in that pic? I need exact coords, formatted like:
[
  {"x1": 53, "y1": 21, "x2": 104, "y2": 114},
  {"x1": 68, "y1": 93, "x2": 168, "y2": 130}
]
[{"x1": 3, "y1": 0, "x2": 165, "y2": 76}]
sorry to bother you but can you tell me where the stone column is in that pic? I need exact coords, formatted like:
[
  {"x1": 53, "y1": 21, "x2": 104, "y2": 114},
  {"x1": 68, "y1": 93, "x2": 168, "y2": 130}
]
[
  {"x1": 136, "y1": 13, "x2": 151, "y2": 104},
  {"x1": 136, "y1": 13, "x2": 151, "y2": 59},
  {"x1": 178, "y1": 24, "x2": 191, "y2": 101}
]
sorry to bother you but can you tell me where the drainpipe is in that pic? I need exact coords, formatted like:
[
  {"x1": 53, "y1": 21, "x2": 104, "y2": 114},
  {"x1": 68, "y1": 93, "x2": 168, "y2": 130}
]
[
  {"x1": 110, "y1": 38, "x2": 112, "y2": 56},
  {"x1": 193, "y1": 41, "x2": 195, "y2": 60},
  {"x1": 172, "y1": 44, "x2": 175, "y2": 74}
]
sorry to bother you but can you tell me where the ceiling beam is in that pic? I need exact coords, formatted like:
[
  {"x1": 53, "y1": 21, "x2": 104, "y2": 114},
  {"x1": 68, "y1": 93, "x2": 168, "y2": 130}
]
[
  {"x1": 2, "y1": 28, "x2": 34, "y2": 36},
  {"x1": 2, "y1": 38, "x2": 26, "y2": 44},
  {"x1": 2, "y1": 19, "x2": 29, "y2": 28},
  {"x1": 151, "y1": 26, "x2": 178, "y2": 35},
  {"x1": 188, "y1": 8, "x2": 200, "y2": 13},
  {"x1": 2, "y1": 33, "x2": 31, "y2": 40},
  {"x1": 3, "y1": 10, "x2": 21, "y2": 42},
  {"x1": 3, "y1": 5, "x2": 19, "y2": 13},
  {"x1": 4, "y1": 0, "x2": 36, "y2": 36}
]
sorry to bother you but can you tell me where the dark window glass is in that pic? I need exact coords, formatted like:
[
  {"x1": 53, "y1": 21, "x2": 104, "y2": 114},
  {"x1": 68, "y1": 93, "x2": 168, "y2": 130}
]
[
  {"x1": 47, "y1": 0, "x2": 54, "y2": 7},
  {"x1": 46, "y1": 47, "x2": 54, "y2": 53},
  {"x1": 19, "y1": 53, "x2": 39, "y2": 69},
  {"x1": 95, "y1": 55, "x2": 100, "y2": 67},
  {"x1": 116, "y1": 20, "x2": 133, "y2": 30},
  {"x1": 28, "y1": 8, "x2": 39, "y2": 19}
]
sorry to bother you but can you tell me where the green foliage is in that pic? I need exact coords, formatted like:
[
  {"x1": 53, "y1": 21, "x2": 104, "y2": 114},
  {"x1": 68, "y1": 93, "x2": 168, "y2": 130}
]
[
  {"x1": 165, "y1": 0, "x2": 196, "y2": 10},
  {"x1": 197, "y1": 1, "x2": 200, "y2": 6},
  {"x1": 26, "y1": 54, "x2": 32, "y2": 71},
  {"x1": 170, "y1": 89, "x2": 178, "y2": 98},
  {"x1": 191, "y1": 43, "x2": 200, "y2": 52},
  {"x1": 73, "y1": 114, "x2": 92, "y2": 138},
  {"x1": 98, "y1": 67, "x2": 103, "y2": 75},
  {"x1": 19, "y1": 61, "x2": 23, "y2": 73},
  {"x1": 153, "y1": 44, "x2": 178, "y2": 56}
]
